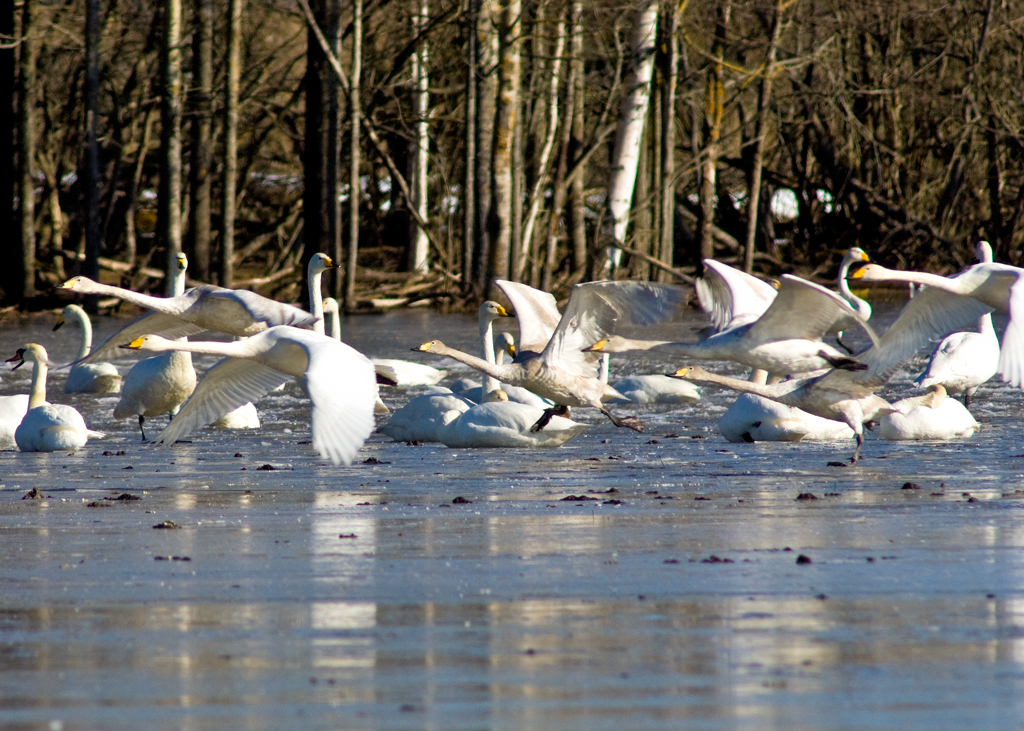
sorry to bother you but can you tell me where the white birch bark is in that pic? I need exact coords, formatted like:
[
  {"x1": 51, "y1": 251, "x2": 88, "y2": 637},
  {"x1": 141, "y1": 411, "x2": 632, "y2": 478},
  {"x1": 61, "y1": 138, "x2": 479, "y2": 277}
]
[
  {"x1": 600, "y1": 0, "x2": 658, "y2": 276},
  {"x1": 410, "y1": 0, "x2": 430, "y2": 274}
]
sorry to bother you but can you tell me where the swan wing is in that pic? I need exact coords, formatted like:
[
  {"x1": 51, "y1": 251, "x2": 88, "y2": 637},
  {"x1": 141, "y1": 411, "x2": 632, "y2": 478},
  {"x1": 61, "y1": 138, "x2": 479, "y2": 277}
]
[
  {"x1": 203, "y1": 289, "x2": 320, "y2": 331},
  {"x1": 697, "y1": 259, "x2": 777, "y2": 331},
  {"x1": 998, "y1": 275, "x2": 1024, "y2": 387},
  {"x1": 495, "y1": 280, "x2": 562, "y2": 354},
  {"x1": 749, "y1": 274, "x2": 878, "y2": 346},
  {"x1": 855, "y1": 285, "x2": 991, "y2": 386},
  {"x1": 77, "y1": 311, "x2": 206, "y2": 365},
  {"x1": 543, "y1": 281, "x2": 688, "y2": 377},
  {"x1": 155, "y1": 358, "x2": 289, "y2": 445},
  {"x1": 302, "y1": 337, "x2": 378, "y2": 465}
]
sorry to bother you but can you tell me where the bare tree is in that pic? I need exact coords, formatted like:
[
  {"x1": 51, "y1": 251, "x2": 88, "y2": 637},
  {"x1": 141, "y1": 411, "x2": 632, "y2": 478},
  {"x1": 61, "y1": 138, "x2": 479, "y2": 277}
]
[
  {"x1": 220, "y1": 0, "x2": 242, "y2": 288},
  {"x1": 83, "y1": 0, "x2": 102, "y2": 287},
  {"x1": 187, "y1": 0, "x2": 214, "y2": 282},
  {"x1": 658, "y1": 1, "x2": 680, "y2": 282},
  {"x1": 699, "y1": 0, "x2": 729, "y2": 261},
  {"x1": 344, "y1": 0, "x2": 363, "y2": 310},
  {"x1": 17, "y1": 0, "x2": 36, "y2": 297},
  {"x1": 409, "y1": 0, "x2": 430, "y2": 274},
  {"x1": 158, "y1": 0, "x2": 183, "y2": 294}
]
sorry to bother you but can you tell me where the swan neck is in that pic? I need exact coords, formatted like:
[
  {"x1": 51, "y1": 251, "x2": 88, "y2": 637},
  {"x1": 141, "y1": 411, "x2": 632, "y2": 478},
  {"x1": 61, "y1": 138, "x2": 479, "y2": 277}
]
[
  {"x1": 480, "y1": 317, "x2": 499, "y2": 393},
  {"x1": 28, "y1": 359, "x2": 48, "y2": 410},
  {"x1": 437, "y1": 343, "x2": 512, "y2": 383},
  {"x1": 980, "y1": 311, "x2": 995, "y2": 335},
  {"x1": 308, "y1": 269, "x2": 325, "y2": 335},
  {"x1": 74, "y1": 311, "x2": 93, "y2": 360}
]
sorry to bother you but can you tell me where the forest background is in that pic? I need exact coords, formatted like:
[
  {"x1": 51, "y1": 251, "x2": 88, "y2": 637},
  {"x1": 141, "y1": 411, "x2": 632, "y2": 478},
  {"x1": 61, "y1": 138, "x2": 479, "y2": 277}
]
[{"x1": 0, "y1": 0, "x2": 1019, "y2": 311}]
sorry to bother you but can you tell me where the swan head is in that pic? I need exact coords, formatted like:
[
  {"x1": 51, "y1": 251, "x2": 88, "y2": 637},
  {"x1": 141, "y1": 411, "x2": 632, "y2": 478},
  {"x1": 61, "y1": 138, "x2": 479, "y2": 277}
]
[
  {"x1": 57, "y1": 276, "x2": 97, "y2": 292},
  {"x1": 975, "y1": 240, "x2": 993, "y2": 264},
  {"x1": 848, "y1": 263, "x2": 886, "y2": 281},
  {"x1": 843, "y1": 248, "x2": 870, "y2": 267},
  {"x1": 483, "y1": 388, "x2": 509, "y2": 403},
  {"x1": 120, "y1": 335, "x2": 172, "y2": 352},
  {"x1": 308, "y1": 252, "x2": 337, "y2": 275},
  {"x1": 479, "y1": 301, "x2": 512, "y2": 321},
  {"x1": 668, "y1": 366, "x2": 709, "y2": 380},
  {"x1": 53, "y1": 303, "x2": 86, "y2": 332},
  {"x1": 496, "y1": 332, "x2": 516, "y2": 358},
  {"x1": 6, "y1": 343, "x2": 49, "y2": 369},
  {"x1": 176, "y1": 252, "x2": 188, "y2": 271},
  {"x1": 413, "y1": 339, "x2": 443, "y2": 353}
]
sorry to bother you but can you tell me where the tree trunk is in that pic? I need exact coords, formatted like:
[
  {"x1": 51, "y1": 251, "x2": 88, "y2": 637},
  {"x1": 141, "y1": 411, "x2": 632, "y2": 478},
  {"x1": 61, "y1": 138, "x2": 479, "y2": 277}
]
[
  {"x1": 473, "y1": 0, "x2": 497, "y2": 293},
  {"x1": 17, "y1": 0, "x2": 36, "y2": 297},
  {"x1": 658, "y1": 1, "x2": 679, "y2": 281},
  {"x1": 487, "y1": 0, "x2": 520, "y2": 296},
  {"x1": 328, "y1": 10, "x2": 342, "y2": 299},
  {"x1": 159, "y1": 0, "x2": 183, "y2": 294},
  {"x1": 462, "y1": 0, "x2": 477, "y2": 296},
  {"x1": 0, "y1": 0, "x2": 13, "y2": 301},
  {"x1": 220, "y1": 0, "x2": 243, "y2": 288},
  {"x1": 187, "y1": 0, "x2": 213, "y2": 281},
  {"x1": 344, "y1": 0, "x2": 362, "y2": 310},
  {"x1": 596, "y1": 0, "x2": 658, "y2": 279},
  {"x1": 567, "y1": 0, "x2": 586, "y2": 277},
  {"x1": 409, "y1": 0, "x2": 430, "y2": 274},
  {"x1": 700, "y1": 0, "x2": 729, "y2": 262},
  {"x1": 521, "y1": 7, "x2": 566, "y2": 283},
  {"x1": 83, "y1": 0, "x2": 101, "y2": 288},
  {"x1": 743, "y1": 0, "x2": 781, "y2": 274},
  {"x1": 303, "y1": 0, "x2": 339, "y2": 301}
]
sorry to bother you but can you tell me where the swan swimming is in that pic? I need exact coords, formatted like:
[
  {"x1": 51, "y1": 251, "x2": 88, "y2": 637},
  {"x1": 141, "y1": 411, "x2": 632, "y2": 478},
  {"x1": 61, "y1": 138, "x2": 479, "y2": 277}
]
[{"x1": 53, "y1": 304, "x2": 122, "y2": 394}]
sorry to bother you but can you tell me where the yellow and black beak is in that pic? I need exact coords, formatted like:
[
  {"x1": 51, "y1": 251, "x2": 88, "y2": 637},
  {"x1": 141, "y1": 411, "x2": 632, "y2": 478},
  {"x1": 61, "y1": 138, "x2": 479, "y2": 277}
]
[
  {"x1": 583, "y1": 339, "x2": 608, "y2": 353},
  {"x1": 53, "y1": 315, "x2": 65, "y2": 332}
]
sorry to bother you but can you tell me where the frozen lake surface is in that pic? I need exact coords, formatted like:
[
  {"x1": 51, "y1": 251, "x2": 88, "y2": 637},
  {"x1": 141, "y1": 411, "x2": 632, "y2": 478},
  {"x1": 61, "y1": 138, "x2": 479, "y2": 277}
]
[{"x1": 2, "y1": 302, "x2": 1024, "y2": 730}]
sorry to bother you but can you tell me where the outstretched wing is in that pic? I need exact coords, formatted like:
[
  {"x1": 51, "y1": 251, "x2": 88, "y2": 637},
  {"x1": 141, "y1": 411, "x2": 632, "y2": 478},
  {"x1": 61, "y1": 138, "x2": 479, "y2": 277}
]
[
  {"x1": 495, "y1": 280, "x2": 562, "y2": 355},
  {"x1": 154, "y1": 358, "x2": 289, "y2": 445},
  {"x1": 697, "y1": 259, "x2": 777, "y2": 331},
  {"x1": 748, "y1": 274, "x2": 879, "y2": 346},
  {"x1": 73, "y1": 310, "x2": 206, "y2": 366},
  {"x1": 204, "y1": 289, "x2": 320, "y2": 330},
  {"x1": 302, "y1": 337, "x2": 378, "y2": 465},
  {"x1": 543, "y1": 281, "x2": 689, "y2": 377}
]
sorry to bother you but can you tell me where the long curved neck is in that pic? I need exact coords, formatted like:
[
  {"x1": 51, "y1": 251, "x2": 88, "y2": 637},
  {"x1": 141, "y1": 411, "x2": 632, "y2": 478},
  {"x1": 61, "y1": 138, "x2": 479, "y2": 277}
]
[
  {"x1": 82, "y1": 280, "x2": 169, "y2": 311},
  {"x1": 838, "y1": 260, "x2": 870, "y2": 315},
  {"x1": 171, "y1": 265, "x2": 187, "y2": 297},
  {"x1": 980, "y1": 311, "x2": 995, "y2": 335},
  {"x1": 308, "y1": 269, "x2": 325, "y2": 335},
  {"x1": 687, "y1": 369, "x2": 799, "y2": 400},
  {"x1": 479, "y1": 316, "x2": 500, "y2": 393},
  {"x1": 860, "y1": 268, "x2": 951, "y2": 290},
  {"x1": 323, "y1": 299, "x2": 341, "y2": 340},
  {"x1": 28, "y1": 360, "x2": 48, "y2": 409},
  {"x1": 435, "y1": 343, "x2": 516, "y2": 383},
  {"x1": 70, "y1": 308, "x2": 93, "y2": 360}
]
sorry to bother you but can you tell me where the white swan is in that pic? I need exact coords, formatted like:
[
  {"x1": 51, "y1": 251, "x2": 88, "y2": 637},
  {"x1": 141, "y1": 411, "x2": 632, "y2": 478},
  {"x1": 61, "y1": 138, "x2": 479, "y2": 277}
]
[
  {"x1": 879, "y1": 385, "x2": 979, "y2": 441},
  {"x1": 6, "y1": 343, "x2": 104, "y2": 452},
  {"x1": 588, "y1": 269, "x2": 879, "y2": 377},
  {"x1": 436, "y1": 389, "x2": 588, "y2": 448},
  {"x1": 60, "y1": 260, "x2": 318, "y2": 365},
  {"x1": 832, "y1": 247, "x2": 872, "y2": 352},
  {"x1": 417, "y1": 280, "x2": 686, "y2": 432},
  {"x1": 212, "y1": 401, "x2": 261, "y2": 430},
  {"x1": 718, "y1": 393, "x2": 855, "y2": 443},
  {"x1": 54, "y1": 304, "x2": 122, "y2": 394},
  {"x1": 120, "y1": 326, "x2": 377, "y2": 465},
  {"x1": 0, "y1": 394, "x2": 29, "y2": 449},
  {"x1": 323, "y1": 296, "x2": 448, "y2": 388},
  {"x1": 913, "y1": 241, "x2": 1000, "y2": 407},
  {"x1": 307, "y1": 255, "x2": 389, "y2": 414},
  {"x1": 113, "y1": 253, "x2": 197, "y2": 440},
  {"x1": 378, "y1": 392, "x2": 475, "y2": 443},
  {"x1": 850, "y1": 245, "x2": 1024, "y2": 386}
]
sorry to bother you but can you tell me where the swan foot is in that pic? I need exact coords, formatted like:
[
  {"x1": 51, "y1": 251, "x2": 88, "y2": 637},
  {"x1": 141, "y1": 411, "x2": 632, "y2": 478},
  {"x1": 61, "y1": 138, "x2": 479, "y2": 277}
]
[
  {"x1": 835, "y1": 334, "x2": 855, "y2": 355},
  {"x1": 602, "y1": 409, "x2": 644, "y2": 432},
  {"x1": 530, "y1": 405, "x2": 570, "y2": 433},
  {"x1": 818, "y1": 350, "x2": 868, "y2": 371},
  {"x1": 741, "y1": 432, "x2": 755, "y2": 443},
  {"x1": 138, "y1": 415, "x2": 147, "y2": 442},
  {"x1": 827, "y1": 460, "x2": 850, "y2": 468}
]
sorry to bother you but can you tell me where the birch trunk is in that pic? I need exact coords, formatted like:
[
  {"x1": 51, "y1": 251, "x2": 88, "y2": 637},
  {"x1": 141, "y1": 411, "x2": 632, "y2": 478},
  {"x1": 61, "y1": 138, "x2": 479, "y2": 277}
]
[
  {"x1": 597, "y1": 0, "x2": 658, "y2": 279},
  {"x1": 700, "y1": 0, "x2": 730, "y2": 261},
  {"x1": 409, "y1": 0, "x2": 430, "y2": 274},
  {"x1": 487, "y1": 0, "x2": 520, "y2": 296},
  {"x1": 743, "y1": 0, "x2": 781, "y2": 273},
  {"x1": 658, "y1": 1, "x2": 679, "y2": 281},
  {"x1": 17, "y1": 0, "x2": 36, "y2": 297},
  {"x1": 220, "y1": 0, "x2": 242, "y2": 287},
  {"x1": 345, "y1": 0, "x2": 362, "y2": 310},
  {"x1": 0, "y1": 0, "x2": 13, "y2": 300},
  {"x1": 187, "y1": 0, "x2": 214, "y2": 281},
  {"x1": 159, "y1": 0, "x2": 183, "y2": 294}
]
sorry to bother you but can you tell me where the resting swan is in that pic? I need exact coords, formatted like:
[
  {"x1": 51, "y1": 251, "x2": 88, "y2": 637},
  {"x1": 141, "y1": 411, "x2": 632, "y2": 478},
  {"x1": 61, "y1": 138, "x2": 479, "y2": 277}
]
[
  {"x1": 879, "y1": 385, "x2": 979, "y2": 441},
  {"x1": 113, "y1": 253, "x2": 197, "y2": 440},
  {"x1": 53, "y1": 304, "x2": 122, "y2": 394},
  {"x1": 0, "y1": 393, "x2": 29, "y2": 449},
  {"x1": 120, "y1": 327, "x2": 377, "y2": 465},
  {"x1": 588, "y1": 268, "x2": 879, "y2": 377},
  {"x1": 417, "y1": 280, "x2": 686, "y2": 432},
  {"x1": 436, "y1": 389, "x2": 588, "y2": 448},
  {"x1": 7, "y1": 344, "x2": 104, "y2": 452},
  {"x1": 913, "y1": 241, "x2": 1000, "y2": 407}
]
